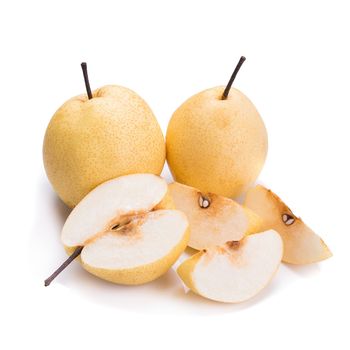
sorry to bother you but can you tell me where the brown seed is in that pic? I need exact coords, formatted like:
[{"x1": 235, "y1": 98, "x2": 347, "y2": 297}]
[{"x1": 282, "y1": 213, "x2": 295, "y2": 226}]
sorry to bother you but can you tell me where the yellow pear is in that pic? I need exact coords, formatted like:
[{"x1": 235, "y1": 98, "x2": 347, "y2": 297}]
[
  {"x1": 43, "y1": 63, "x2": 165, "y2": 207},
  {"x1": 45, "y1": 174, "x2": 190, "y2": 286},
  {"x1": 166, "y1": 57, "x2": 268, "y2": 198},
  {"x1": 244, "y1": 185, "x2": 332, "y2": 264}
]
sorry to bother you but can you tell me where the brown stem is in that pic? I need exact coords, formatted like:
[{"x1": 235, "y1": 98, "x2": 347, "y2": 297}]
[
  {"x1": 44, "y1": 246, "x2": 83, "y2": 287},
  {"x1": 222, "y1": 56, "x2": 246, "y2": 100},
  {"x1": 81, "y1": 62, "x2": 93, "y2": 99}
]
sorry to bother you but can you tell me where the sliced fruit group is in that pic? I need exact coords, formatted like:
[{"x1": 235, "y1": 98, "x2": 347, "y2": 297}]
[
  {"x1": 177, "y1": 230, "x2": 283, "y2": 303},
  {"x1": 58, "y1": 174, "x2": 190, "y2": 285},
  {"x1": 244, "y1": 185, "x2": 332, "y2": 264},
  {"x1": 169, "y1": 182, "x2": 262, "y2": 250}
]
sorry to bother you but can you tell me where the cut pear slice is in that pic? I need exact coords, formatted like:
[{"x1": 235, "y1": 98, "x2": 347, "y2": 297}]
[
  {"x1": 46, "y1": 174, "x2": 189, "y2": 286},
  {"x1": 169, "y1": 182, "x2": 262, "y2": 250},
  {"x1": 177, "y1": 230, "x2": 283, "y2": 303},
  {"x1": 81, "y1": 210, "x2": 189, "y2": 284},
  {"x1": 244, "y1": 185, "x2": 332, "y2": 264},
  {"x1": 62, "y1": 173, "x2": 169, "y2": 248}
]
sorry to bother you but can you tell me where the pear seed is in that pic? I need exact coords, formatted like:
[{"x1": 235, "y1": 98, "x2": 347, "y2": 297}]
[
  {"x1": 282, "y1": 213, "x2": 295, "y2": 226},
  {"x1": 199, "y1": 195, "x2": 210, "y2": 209}
]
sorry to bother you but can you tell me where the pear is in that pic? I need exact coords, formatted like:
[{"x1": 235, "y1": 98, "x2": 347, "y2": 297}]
[
  {"x1": 177, "y1": 230, "x2": 283, "y2": 303},
  {"x1": 166, "y1": 57, "x2": 268, "y2": 198},
  {"x1": 43, "y1": 63, "x2": 165, "y2": 207},
  {"x1": 44, "y1": 174, "x2": 190, "y2": 286},
  {"x1": 244, "y1": 185, "x2": 332, "y2": 264},
  {"x1": 169, "y1": 182, "x2": 262, "y2": 250}
]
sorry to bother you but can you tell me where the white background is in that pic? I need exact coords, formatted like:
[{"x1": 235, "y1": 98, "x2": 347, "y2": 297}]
[{"x1": 1, "y1": 1, "x2": 349, "y2": 349}]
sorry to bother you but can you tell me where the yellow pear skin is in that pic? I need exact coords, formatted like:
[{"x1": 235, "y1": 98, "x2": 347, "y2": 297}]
[
  {"x1": 43, "y1": 85, "x2": 165, "y2": 207},
  {"x1": 166, "y1": 86, "x2": 268, "y2": 198}
]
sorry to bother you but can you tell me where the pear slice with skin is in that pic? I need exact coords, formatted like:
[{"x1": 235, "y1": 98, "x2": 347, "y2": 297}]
[
  {"x1": 244, "y1": 185, "x2": 332, "y2": 264},
  {"x1": 169, "y1": 182, "x2": 263, "y2": 250},
  {"x1": 177, "y1": 230, "x2": 283, "y2": 303},
  {"x1": 45, "y1": 174, "x2": 189, "y2": 286}
]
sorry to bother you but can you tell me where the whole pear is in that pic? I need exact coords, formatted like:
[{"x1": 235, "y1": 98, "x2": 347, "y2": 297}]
[
  {"x1": 166, "y1": 57, "x2": 267, "y2": 198},
  {"x1": 43, "y1": 84, "x2": 165, "y2": 207}
]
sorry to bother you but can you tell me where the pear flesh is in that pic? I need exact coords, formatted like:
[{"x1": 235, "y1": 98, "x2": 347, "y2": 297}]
[
  {"x1": 169, "y1": 182, "x2": 262, "y2": 250},
  {"x1": 244, "y1": 185, "x2": 332, "y2": 264},
  {"x1": 177, "y1": 230, "x2": 283, "y2": 303},
  {"x1": 82, "y1": 210, "x2": 189, "y2": 284},
  {"x1": 62, "y1": 173, "x2": 169, "y2": 247},
  {"x1": 61, "y1": 174, "x2": 190, "y2": 285}
]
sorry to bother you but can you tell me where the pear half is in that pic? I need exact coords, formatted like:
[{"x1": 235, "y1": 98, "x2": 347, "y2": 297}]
[
  {"x1": 61, "y1": 174, "x2": 189, "y2": 285},
  {"x1": 244, "y1": 185, "x2": 332, "y2": 264},
  {"x1": 169, "y1": 182, "x2": 262, "y2": 250},
  {"x1": 177, "y1": 230, "x2": 283, "y2": 303}
]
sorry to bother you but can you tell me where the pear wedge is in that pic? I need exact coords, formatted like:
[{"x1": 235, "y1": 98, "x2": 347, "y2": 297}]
[
  {"x1": 169, "y1": 182, "x2": 262, "y2": 250},
  {"x1": 244, "y1": 185, "x2": 332, "y2": 264},
  {"x1": 177, "y1": 230, "x2": 283, "y2": 303},
  {"x1": 47, "y1": 174, "x2": 189, "y2": 286}
]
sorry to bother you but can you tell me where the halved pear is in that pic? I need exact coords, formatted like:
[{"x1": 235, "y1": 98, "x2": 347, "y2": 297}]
[
  {"x1": 169, "y1": 182, "x2": 262, "y2": 250},
  {"x1": 80, "y1": 210, "x2": 189, "y2": 284},
  {"x1": 177, "y1": 230, "x2": 283, "y2": 303},
  {"x1": 58, "y1": 174, "x2": 190, "y2": 285},
  {"x1": 244, "y1": 185, "x2": 332, "y2": 264}
]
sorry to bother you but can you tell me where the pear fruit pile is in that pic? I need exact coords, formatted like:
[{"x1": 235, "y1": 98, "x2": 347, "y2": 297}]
[
  {"x1": 168, "y1": 181, "x2": 331, "y2": 302},
  {"x1": 44, "y1": 60, "x2": 332, "y2": 305}
]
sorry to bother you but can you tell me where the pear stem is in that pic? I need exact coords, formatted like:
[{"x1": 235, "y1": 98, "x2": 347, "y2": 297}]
[
  {"x1": 81, "y1": 62, "x2": 93, "y2": 99},
  {"x1": 222, "y1": 56, "x2": 246, "y2": 100},
  {"x1": 44, "y1": 246, "x2": 83, "y2": 287}
]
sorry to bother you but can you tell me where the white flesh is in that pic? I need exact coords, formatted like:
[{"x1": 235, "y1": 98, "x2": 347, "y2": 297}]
[
  {"x1": 82, "y1": 210, "x2": 188, "y2": 269},
  {"x1": 192, "y1": 230, "x2": 282, "y2": 303},
  {"x1": 62, "y1": 174, "x2": 167, "y2": 247}
]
